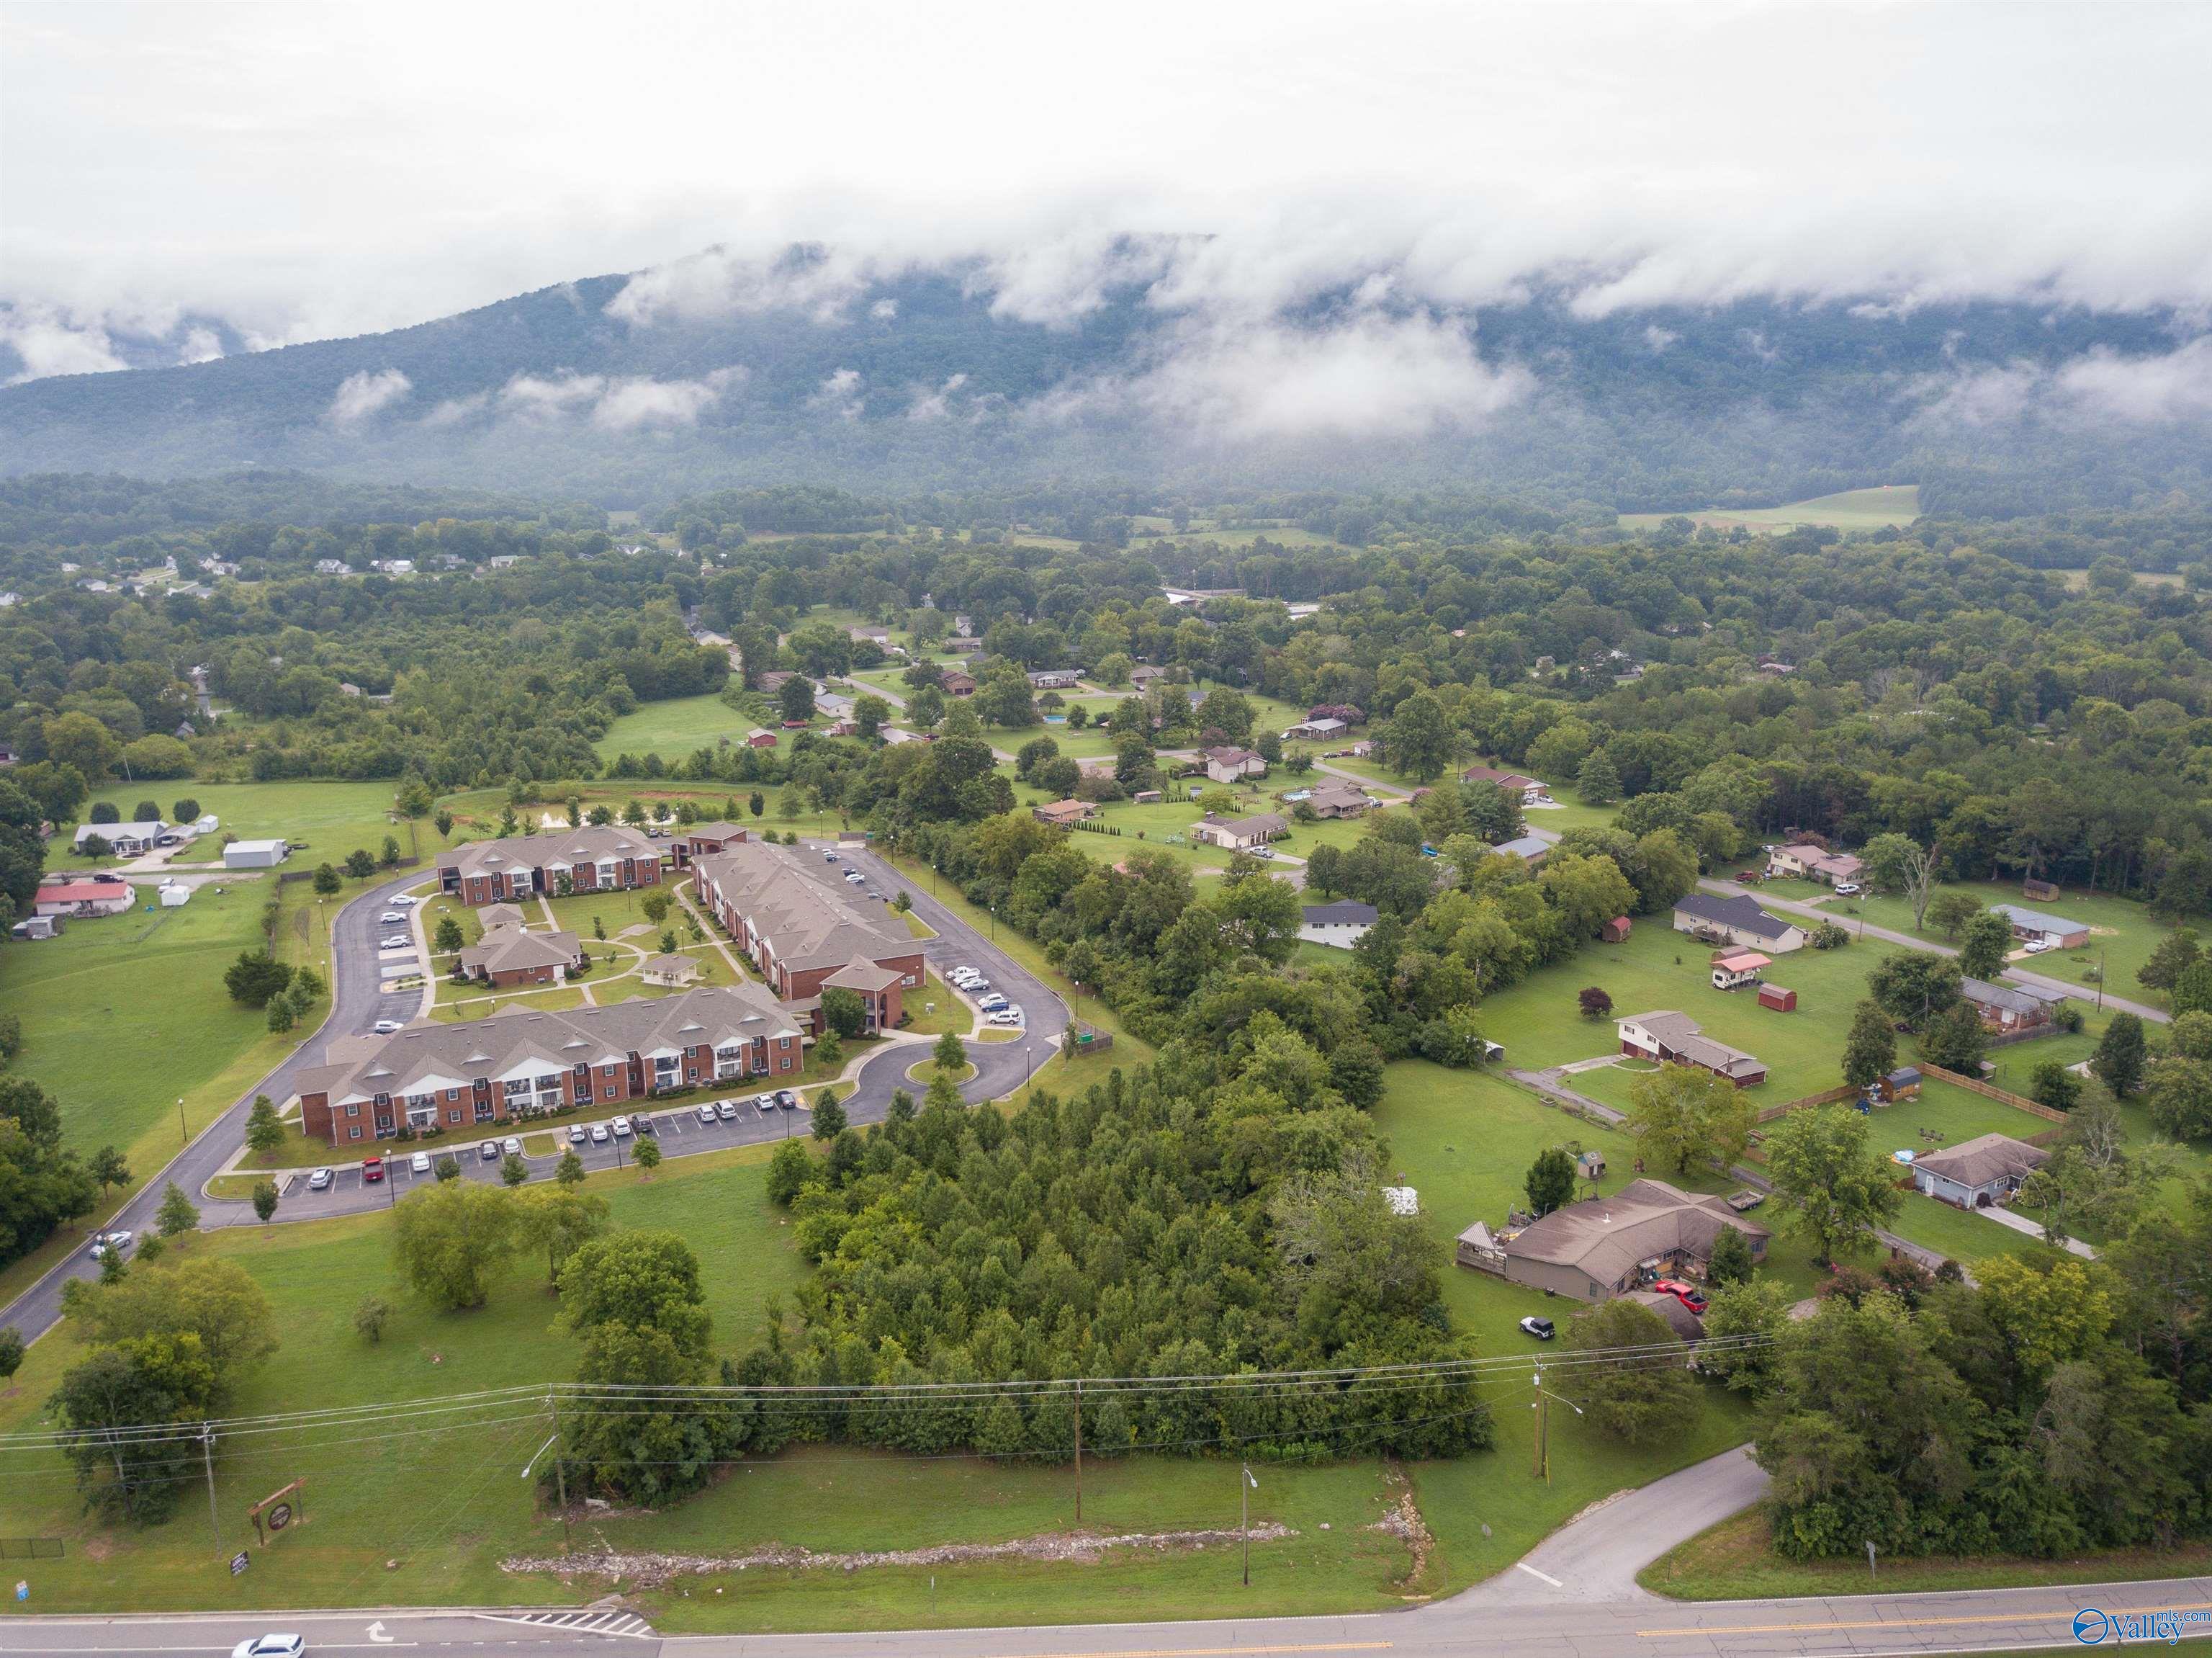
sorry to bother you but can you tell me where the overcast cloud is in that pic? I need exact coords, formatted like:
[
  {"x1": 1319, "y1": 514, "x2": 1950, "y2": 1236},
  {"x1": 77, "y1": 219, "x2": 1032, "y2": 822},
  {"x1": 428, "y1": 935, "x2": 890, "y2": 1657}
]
[{"x1": 4, "y1": 1, "x2": 2211, "y2": 387}]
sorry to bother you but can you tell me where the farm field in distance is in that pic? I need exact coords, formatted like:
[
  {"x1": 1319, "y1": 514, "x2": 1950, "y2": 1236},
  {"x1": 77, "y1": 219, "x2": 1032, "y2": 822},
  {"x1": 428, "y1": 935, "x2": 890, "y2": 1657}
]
[{"x1": 1618, "y1": 484, "x2": 1920, "y2": 533}]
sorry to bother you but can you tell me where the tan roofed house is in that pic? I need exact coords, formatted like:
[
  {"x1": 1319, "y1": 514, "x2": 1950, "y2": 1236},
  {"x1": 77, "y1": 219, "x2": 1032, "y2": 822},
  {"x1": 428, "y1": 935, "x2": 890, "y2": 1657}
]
[
  {"x1": 1617, "y1": 1011, "x2": 1767, "y2": 1086},
  {"x1": 457, "y1": 923, "x2": 582, "y2": 988},
  {"x1": 641, "y1": 954, "x2": 703, "y2": 987},
  {"x1": 1498, "y1": 1179, "x2": 1770, "y2": 1301},
  {"x1": 1190, "y1": 810, "x2": 1288, "y2": 852}
]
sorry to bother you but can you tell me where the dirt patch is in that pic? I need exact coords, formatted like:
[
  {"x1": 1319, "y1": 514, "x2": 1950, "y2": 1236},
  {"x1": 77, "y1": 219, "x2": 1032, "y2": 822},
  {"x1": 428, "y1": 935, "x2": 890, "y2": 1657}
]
[
  {"x1": 1370, "y1": 1460, "x2": 1434, "y2": 1592},
  {"x1": 503, "y1": 1523, "x2": 1298, "y2": 1587}
]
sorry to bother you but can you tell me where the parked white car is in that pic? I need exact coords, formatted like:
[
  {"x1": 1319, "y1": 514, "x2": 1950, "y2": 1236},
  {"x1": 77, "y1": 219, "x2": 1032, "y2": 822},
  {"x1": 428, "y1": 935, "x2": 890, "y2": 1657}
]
[
  {"x1": 307, "y1": 1168, "x2": 333, "y2": 1191},
  {"x1": 388, "y1": 894, "x2": 418, "y2": 906},
  {"x1": 2023, "y1": 938, "x2": 2051, "y2": 954},
  {"x1": 844, "y1": 870, "x2": 865, "y2": 884},
  {"x1": 409, "y1": 1151, "x2": 431, "y2": 1175},
  {"x1": 502, "y1": 1136, "x2": 523, "y2": 1156},
  {"x1": 589, "y1": 1122, "x2": 609, "y2": 1144},
  {"x1": 986, "y1": 1010, "x2": 1022, "y2": 1026},
  {"x1": 380, "y1": 910, "x2": 406, "y2": 923},
  {"x1": 977, "y1": 993, "x2": 1010, "y2": 1012},
  {"x1": 379, "y1": 936, "x2": 410, "y2": 951},
  {"x1": 1833, "y1": 882, "x2": 1861, "y2": 896},
  {"x1": 568, "y1": 1123, "x2": 588, "y2": 1143},
  {"x1": 373, "y1": 1018, "x2": 402, "y2": 1034},
  {"x1": 89, "y1": 1229, "x2": 133, "y2": 1259},
  {"x1": 611, "y1": 1115, "x2": 631, "y2": 1137},
  {"x1": 698, "y1": 1103, "x2": 719, "y2": 1124}
]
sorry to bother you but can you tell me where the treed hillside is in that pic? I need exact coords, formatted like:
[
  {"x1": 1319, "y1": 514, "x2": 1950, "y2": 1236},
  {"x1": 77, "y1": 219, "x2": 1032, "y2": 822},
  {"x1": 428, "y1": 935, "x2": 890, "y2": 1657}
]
[{"x1": 2, "y1": 255, "x2": 2207, "y2": 514}]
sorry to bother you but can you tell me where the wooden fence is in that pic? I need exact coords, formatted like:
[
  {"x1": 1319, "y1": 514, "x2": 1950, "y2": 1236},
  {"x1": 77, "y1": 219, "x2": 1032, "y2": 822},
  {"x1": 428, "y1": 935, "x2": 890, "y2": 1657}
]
[
  {"x1": 1755, "y1": 1083, "x2": 1858, "y2": 1123},
  {"x1": 1918, "y1": 1063, "x2": 2070, "y2": 1121}
]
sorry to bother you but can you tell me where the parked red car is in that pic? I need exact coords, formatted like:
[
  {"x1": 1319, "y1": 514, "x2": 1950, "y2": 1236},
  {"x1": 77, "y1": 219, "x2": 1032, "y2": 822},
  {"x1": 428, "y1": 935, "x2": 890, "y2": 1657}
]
[
  {"x1": 361, "y1": 1155, "x2": 385, "y2": 1184},
  {"x1": 1652, "y1": 1278, "x2": 1709, "y2": 1314}
]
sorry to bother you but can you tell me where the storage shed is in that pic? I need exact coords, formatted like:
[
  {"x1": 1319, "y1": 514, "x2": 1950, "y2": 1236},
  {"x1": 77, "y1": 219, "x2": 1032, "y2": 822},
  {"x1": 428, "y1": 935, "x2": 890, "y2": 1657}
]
[
  {"x1": 1600, "y1": 915, "x2": 1633, "y2": 944},
  {"x1": 1756, "y1": 983, "x2": 1797, "y2": 1011},
  {"x1": 223, "y1": 838, "x2": 290, "y2": 869}
]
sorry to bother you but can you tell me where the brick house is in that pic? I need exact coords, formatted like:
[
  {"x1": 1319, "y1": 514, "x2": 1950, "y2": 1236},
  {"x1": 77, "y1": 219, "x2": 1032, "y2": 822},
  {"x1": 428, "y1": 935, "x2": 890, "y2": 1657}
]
[
  {"x1": 941, "y1": 671, "x2": 977, "y2": 697},
  {"x1": 691, "y1": 839, "x2": 926, "y2": 1031},
  {"x1": 1460, "y1": 765, "x2": 1554, "y2": 806},
  {"x1": 291, "y1": 985, "x2": 803, "y2": 1145},
  {"x1": 1617, "y1": 1010, "x2": 1768, "y2": 1087},
  {"x1": 436, "y1": 825, "x2": 663, "y2": 907},
  {"x1": 1190, "y1": 810, "x2": 1287, "y2": 851},
  {"x1": 1493, "y1": 1180, "x2": 1769, "y2": 1301},
  {"x1": 1767, "y1": 843, "x2": 1866, "y2": 886},
  {"x1": 457, "y1": 923, "x2": 582, "y2": 988}
]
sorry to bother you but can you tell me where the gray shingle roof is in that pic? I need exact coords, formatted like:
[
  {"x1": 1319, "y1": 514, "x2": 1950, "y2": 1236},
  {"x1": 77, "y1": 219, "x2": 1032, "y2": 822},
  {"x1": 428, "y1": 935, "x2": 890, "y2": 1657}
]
[
  {"x1": 1673, "y1": 892, "x2": 1798, "y2": 942},
  {"x1": 1504, "y1": 1179, "x2": 1769, "y2": 1287},
  {"x1": 1916, "y1": 1133, "x2": 2049, "y2": 1190}
]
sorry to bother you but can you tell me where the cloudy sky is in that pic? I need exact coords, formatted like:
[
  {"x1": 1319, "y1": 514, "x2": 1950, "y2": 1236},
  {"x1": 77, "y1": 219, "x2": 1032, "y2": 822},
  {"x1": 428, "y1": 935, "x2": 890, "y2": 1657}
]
[{"x1": 4, "y1": 0, "x2": 2211, "y2": 377}]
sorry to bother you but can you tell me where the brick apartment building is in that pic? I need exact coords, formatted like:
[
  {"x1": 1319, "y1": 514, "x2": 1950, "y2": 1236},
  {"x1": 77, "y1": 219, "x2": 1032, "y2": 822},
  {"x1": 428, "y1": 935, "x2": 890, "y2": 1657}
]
[
  {"x1": 436, "y1": 824, "x2": 664, "y2": 906},
  {"x1": 457, "y1": 921, "x2": 583, "y2": 987},
  {"x1": 292, "y1": 985, "x2": 802, "y2": 1145},
  {"x1": 691, "y1": 838, "x2": 925, "y2": 1033},
  {"x1": 669, "y1": 820, "x2": 749, "y2": 869}
]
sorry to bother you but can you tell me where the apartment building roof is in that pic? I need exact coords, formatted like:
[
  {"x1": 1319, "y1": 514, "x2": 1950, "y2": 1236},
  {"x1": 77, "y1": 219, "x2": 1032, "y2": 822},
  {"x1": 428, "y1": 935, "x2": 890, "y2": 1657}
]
[
  {"x1": 693, "y1": 840, "x2": 914, "y2": 974},
  {"x1": 436, "y1": 824, "x2": 659, "y2": 881},
  {"x1": 292, "y1": 984, "x2": 799, "y2": 1108}
]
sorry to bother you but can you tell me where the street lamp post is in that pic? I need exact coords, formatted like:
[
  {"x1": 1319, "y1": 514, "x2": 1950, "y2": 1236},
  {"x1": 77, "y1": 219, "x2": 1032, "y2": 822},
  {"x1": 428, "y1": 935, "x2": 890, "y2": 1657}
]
[{"x1": 1241, "y1": 1463, "x2": 1258, "y2": 1585}]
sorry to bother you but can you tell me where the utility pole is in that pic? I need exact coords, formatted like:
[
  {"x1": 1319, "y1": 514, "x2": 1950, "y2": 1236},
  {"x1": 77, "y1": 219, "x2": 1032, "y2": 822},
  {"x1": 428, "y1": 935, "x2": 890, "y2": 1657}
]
[
  {"x1": 1072, "y1": 1381, "x2": 1083, "y2": 1523},
  {"x1": 177, "y1": 1096, "x2": 188, "y2": 1150},
  {"x1": 1532, "y1": 1370, "x2": 1547, "y2": 1482},
  {"x1": 200, "y1": 1424, "x2": 222, "y2": 1556},
  {"x1": 1241, "y1": 1463, "x2": 1256, "y2": 1585},
  {"x1": 2098, "y1": 945, "x2": 2107, "y2": 1012},
  {"x1": 549, "y1": 1392, "x2": 571, "y2": 1554}
]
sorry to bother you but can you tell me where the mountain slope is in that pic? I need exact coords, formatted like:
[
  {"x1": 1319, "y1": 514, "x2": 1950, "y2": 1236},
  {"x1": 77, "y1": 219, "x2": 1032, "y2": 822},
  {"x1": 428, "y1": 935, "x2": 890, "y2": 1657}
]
[{"x1": 3, "y1": 254, "x2": 2207, "y2": 514}]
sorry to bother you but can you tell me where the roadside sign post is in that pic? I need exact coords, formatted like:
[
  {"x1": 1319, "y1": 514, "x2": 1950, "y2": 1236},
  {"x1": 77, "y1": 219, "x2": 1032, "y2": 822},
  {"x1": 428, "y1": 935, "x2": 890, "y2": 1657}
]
[{"x1": 1866, "y1": 1538, "x2": 1878, "y2": 1579}]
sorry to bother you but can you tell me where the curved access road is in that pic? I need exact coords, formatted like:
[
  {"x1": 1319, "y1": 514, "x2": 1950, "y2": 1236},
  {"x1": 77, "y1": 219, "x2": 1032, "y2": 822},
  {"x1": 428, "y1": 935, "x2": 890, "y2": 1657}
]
[
  {"x1": 0, "y1": 870, "x2": 427, "y2": 1347},
  {"x1": 0, "y1": 846, "x2": 1076, "y2": 1346}
]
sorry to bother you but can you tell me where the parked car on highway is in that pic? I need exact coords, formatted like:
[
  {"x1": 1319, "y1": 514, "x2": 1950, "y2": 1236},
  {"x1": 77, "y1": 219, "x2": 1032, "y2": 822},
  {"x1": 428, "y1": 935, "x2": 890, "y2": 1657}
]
[
  {"x1": 308, "y1": 1168, "x2": 333, "y2": 1191},
  {"x1": 479, "y1": 1139, "x2": 500, "y2": 1161},
  {"x1": 361, "y1": 1156, "x2": 385, "y2": 1183},
  {"x1": 374, "y1": 1019, "x2": 402, "y2": 1034},
  {"x1": 1519, "y1": 1315, "x2": 1555, "y2": 1340},
  {"x1": 409, "y1": 1151, "x2": 431, "y2": 1175}
]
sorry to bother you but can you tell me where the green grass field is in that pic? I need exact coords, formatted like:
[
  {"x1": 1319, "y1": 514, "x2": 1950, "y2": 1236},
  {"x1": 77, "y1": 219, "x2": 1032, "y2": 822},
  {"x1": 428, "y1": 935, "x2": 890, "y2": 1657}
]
[
  {"x1": 65, "y1": 779, "x2": 414, "y2": 871},
  {"x1": 1641, "y1": 1506, "x2": 2212, "y2": 1601},
  {"x1": 1618, "y1": 484, "x2": 1921, "y2": 534},
  {"x1": 1824, "y1": 879, "x2": 2173, "y2": 1008},
  {"x1": 593, "y1": 693, "x2": 753, "y2": 761}
]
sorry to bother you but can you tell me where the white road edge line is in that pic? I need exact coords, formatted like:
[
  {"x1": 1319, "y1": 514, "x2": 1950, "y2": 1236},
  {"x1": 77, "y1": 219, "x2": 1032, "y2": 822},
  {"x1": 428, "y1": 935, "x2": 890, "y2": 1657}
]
[{"x1": 1514, "y1": 1561, "x2": 1565, "y2": 1588}]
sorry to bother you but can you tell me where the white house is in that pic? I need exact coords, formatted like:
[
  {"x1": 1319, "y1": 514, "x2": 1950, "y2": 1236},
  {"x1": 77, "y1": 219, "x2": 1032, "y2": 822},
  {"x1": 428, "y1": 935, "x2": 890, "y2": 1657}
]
[
  {"x1": 74, "y1": 820, "x2": 166, "y2": 856},
  {"x1": 1299, "y1": 900, "x2": 1378, "y2": 948},
  {"x1": 1202, "y1": 746, "x2": 1267, "y2": 784}
]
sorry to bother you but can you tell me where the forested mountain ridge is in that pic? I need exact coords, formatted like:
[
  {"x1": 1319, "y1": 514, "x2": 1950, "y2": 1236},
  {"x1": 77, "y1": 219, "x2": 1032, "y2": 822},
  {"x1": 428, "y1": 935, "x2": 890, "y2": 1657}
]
[{"x1": 4, "y1": 253, "x2": 2207, "y2": 515}]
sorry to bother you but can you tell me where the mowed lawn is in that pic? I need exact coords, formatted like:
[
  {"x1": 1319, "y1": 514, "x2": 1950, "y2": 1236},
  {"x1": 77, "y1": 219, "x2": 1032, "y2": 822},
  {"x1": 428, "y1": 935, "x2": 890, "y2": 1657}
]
[
  {"x1": 593, "y1": 692, "x2": 752, "y2": 761},
  {"x1": 1617, "y1": 484, "x2": 1921, "y2": 534},
  {"x1": 1825, "y1": 879, "x2": 2177, "y2": 1008},
  {"x1": 67, "y1": 779, "x2": 410, "y2": 869},
  {"x1": 0, "y1": 882, "x2": 286, "y2": 1160},
  {"x1": 1478, "y1": 918, "x2": 1902, "y2": 1100}
]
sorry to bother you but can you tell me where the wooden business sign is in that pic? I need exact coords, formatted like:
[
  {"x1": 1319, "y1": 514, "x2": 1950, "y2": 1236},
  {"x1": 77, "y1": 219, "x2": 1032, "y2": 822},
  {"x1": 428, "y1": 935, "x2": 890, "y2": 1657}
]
[{"x1": 249, "y1": 1479, "x2": 306, "y2": 1546}]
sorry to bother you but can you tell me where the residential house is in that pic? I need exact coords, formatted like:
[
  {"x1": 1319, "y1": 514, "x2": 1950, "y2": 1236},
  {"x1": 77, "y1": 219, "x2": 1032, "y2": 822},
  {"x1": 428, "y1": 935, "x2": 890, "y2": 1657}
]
[
  {"x1": 1992, "y1": 904, "x2": 2092, "y2": 951},
  {"x1": 757, "y1": 670, "x2": 798, "y2": 693},
  {"x1": 1299, "y1": 900, "x2": 1377, "y2": 948},
  {"x1": 641, "y1": 954, "x2": 703, "y2": 987},
  {"x1": 1190, "y1": 811, "x2": 1288, "y2": 852},
  {"x1": 1617, "y1": 1011, "x2": 1768, "y2": 1086},
  {"x1": 1282, "y1": 716, "x2": 1349, "y2": 742},
  {"x1": 223, "y1": 838, "x2": 291, "y2": 869},
  {"x1": 458, "y1": 923, "x2": 583, "y2": 988},
  {"x1": 33, "y1": 873, "x2": 136, "y2": 918},
  {"x1": 941, "y1": 671, "x2": 977, "y2": 698},
  {"x1": 1461, "y1": 764, "x2": 1554, "y2": 806},
  {"x1": 1303, "y1": 780, "x2": 1374, "y2": 819},
  {"x1": 73, "y1": 820, "x2": 166, "y2": 856},
  {"x1": 1492, "y1": 834, "x2": 1552, "y2": 866},
  {"x1": 670, "y1": 822, "x2": 749, "y2": 869},
  {"x1": 291, "y1": 985, "x2": 804, "y2": 1145},
  {"x1": 848, "y1": 625, "x2": 891, "y2": 646},
  {"x1": 1028, "y1": 668, "x2": 1084, "y2": 690},
  {"x1": 1912, "y1": 1133, "x2": 2049, "y2": 1209},
  {"x1": 314, "y1": 558, "x2": 349, "y2": 575},
  {"x1": 1128, "y1": 665, "x2": 1169, "y2": 689},
  {"x1": 691, "y1": 838, "x2": 925, "y2": 1032},
  {"x1": 1710, "y1": 950, "x2": 1771, "y2": 990},
  {"x1": 1767, "y1": 843, "x2": 1866, "y2": 886},
  {"x1": 945, "y1": 635, "x2": 985, "y2": 655},
  {"x1": 1202, "y1": 746, "x2": 1267, "y2": 784},
  {"x1": 1672, "y1": 892, "x2": 1807, "y2": 953},
  {"x1": 1493, "y1": 1179, "x2": 1770, "y2": 1300},
  {"x1": 1959, "y1": 976, "x2": 2069, "y2": 1031},
  {"x1": 1308, "y1": 704, "x2": 1367, "y2": 726},
  {"x1": 436, "y1": 825, "x2": 663, "y2": 907},
  {"x1": 1031, "y1": 799, "x2": 1095, "y2": 828}
]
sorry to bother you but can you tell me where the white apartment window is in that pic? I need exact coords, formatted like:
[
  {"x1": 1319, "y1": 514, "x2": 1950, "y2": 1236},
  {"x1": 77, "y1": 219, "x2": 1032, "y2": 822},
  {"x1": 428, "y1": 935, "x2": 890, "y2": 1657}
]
[
  {"x1": 349, "y1": 1126, "x2": 361, "y2": 1140},
  {"x1": 346, "y1": 1101, "x2": 360, "y2": 1116}
]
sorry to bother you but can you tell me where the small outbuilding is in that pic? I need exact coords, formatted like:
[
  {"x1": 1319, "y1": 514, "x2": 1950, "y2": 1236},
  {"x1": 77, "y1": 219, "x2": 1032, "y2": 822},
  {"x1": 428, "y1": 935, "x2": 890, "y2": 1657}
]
[
  {"x1": 1756, "y1": 983, "x2": 1797, "y2": 1012},
  {"x1": 223, "y1": 838, "x2": 290, "y2": 869},
  {"x1": 1879, "y1": 1065, "x2": 1923, "y2": 1102},
  {"x1": 158, "y1": 881, "x2": 192, "y2": 908},
  {"x1": 641, "y1": 953, "x2": 703, "y2": 988},
  {"x1": 1711, "y1": 950, "x2": 1771, "y2": 991},
  {"x1": 1599, "y1": 915, "x2": 1632, "y2": 944}
]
